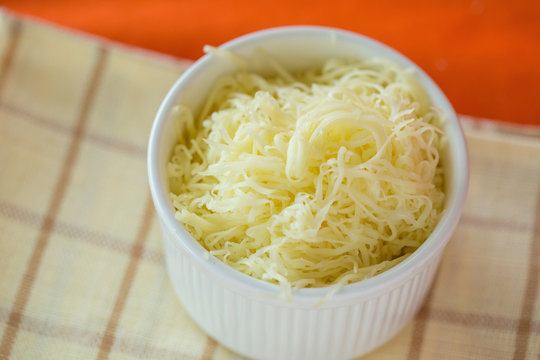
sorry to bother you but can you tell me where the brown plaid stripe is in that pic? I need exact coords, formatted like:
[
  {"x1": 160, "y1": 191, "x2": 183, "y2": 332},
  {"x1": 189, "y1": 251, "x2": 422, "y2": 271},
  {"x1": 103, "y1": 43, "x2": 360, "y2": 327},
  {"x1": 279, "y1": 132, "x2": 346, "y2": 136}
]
[
  {"x1": 0, "y1": 10, "x2": 539, "y2": 360},
  {"x1": 0, "y1": 100, "x2": 146, "y2": 157},
  {"x1": 0, "y1": 31, "x2": 108, "y2": 358},
  {"x1": 513, "y1": 191, "x2": 540, "y2": 360},
  {"x1": 96, "y1": 195, "x2": 154, "y2": 359},
  {"x1": 0, "y1": 306, "x2": 195, "y2": 359},
  {"x1": 0, "y1": 17, "x2": 21, "y2": 95}
]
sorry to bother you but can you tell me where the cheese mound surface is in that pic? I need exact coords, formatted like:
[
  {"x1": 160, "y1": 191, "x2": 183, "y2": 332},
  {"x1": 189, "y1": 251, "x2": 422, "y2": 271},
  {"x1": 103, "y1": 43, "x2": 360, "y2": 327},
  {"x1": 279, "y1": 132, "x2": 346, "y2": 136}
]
[{"x1": 168, "y1": 57, "x2": 445, "y2": 297}]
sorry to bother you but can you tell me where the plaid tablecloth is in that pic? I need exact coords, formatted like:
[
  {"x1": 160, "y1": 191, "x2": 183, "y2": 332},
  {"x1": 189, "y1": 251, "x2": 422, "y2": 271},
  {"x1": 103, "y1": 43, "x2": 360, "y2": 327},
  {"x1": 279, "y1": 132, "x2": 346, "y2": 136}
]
[{"x1": 0, "y1": 10, "x2": 539, "y2": 360}]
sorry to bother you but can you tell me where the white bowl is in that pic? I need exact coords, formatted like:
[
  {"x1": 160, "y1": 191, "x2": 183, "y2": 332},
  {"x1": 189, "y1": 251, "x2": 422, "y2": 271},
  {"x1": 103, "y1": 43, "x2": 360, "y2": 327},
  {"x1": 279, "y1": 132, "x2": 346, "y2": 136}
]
[{"x1": 148, "y1": 26, "x2": 469, "y2": 360}]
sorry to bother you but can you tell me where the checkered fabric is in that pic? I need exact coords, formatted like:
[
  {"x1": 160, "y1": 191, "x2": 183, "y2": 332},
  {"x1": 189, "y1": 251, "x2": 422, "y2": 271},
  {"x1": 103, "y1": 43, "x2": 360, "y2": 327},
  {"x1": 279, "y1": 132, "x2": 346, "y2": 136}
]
[{"x1": 0, "y1": 10, "x2": 539, "y2": 360}]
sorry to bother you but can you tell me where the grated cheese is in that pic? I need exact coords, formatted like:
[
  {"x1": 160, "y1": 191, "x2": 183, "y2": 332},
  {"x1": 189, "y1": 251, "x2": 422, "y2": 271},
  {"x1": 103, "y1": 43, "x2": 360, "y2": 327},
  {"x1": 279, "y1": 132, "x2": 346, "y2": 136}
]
[{"x1": 168, "y1": 56, "x2": 445, "y2": 298}]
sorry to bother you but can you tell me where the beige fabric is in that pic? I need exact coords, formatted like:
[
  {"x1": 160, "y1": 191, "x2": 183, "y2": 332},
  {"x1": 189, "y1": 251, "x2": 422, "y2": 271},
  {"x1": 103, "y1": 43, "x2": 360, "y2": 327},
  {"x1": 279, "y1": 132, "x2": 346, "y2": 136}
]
[{"x1": 0, "y1": 10, "x2": 539, "y2": 360}]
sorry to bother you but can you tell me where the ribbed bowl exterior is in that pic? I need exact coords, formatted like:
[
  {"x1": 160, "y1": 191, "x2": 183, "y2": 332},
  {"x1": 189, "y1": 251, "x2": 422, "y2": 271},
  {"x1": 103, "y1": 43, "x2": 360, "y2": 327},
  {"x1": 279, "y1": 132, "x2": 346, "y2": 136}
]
[
  {"x1": 149, "y1": 26, "x2": 468, "y2": 360},
  {"x1": 161, "y1": 219, "x2": 443, "y2": 360}
]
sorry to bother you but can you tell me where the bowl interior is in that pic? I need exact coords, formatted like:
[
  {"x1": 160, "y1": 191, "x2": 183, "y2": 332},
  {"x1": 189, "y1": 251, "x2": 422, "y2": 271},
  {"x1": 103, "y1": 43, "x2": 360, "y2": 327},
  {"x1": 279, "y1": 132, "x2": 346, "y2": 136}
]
[{"x1": 148, "y1": 26, "x2": 469, "y2": 302}]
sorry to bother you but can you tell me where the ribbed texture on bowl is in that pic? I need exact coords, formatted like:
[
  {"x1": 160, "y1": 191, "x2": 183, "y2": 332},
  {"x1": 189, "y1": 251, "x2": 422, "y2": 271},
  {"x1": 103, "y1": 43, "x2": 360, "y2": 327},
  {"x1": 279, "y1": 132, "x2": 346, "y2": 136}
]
[{"x1": 161, "y1": 220, "x2": 442, "y2": 360}]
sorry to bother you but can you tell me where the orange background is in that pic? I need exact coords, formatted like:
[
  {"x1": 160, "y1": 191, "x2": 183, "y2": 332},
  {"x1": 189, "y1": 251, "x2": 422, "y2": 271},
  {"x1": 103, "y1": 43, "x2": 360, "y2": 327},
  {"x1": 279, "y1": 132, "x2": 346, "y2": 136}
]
[{"x1": 3, "y1": 0, "x2": 540, "y2": 126}]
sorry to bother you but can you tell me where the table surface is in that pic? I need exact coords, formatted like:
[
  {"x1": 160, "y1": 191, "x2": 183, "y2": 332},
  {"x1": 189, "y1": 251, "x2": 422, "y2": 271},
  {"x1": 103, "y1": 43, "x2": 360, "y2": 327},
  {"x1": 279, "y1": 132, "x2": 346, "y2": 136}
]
[
  {"x1": 2, "y1": 0, "x2": 540, "y2": 127},
  {"x1": 0, "y1": 10, "x2": 539, "y2": 360}
]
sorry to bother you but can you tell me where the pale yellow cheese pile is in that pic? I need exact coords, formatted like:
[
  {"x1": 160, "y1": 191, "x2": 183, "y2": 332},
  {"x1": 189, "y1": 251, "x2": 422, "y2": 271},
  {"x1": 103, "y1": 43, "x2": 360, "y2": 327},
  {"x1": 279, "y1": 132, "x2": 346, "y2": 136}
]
[{"x1": 168, "y1": 57, "x2": 445, "y2": 297}]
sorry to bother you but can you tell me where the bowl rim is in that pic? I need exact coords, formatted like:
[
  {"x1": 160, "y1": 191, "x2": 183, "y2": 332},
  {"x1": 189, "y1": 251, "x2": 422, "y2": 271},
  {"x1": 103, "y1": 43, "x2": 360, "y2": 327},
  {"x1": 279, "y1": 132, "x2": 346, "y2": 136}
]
[{"x1": 148, "y1": 25, "x2": 469, "y2": 303}]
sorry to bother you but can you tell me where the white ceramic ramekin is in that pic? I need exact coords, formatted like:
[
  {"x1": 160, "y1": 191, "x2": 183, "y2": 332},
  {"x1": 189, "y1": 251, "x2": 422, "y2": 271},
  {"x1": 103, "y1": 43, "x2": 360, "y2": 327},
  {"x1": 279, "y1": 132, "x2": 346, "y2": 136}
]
[{"x1": 148, "y1": 26, "x2": 469, "y2": 360}]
